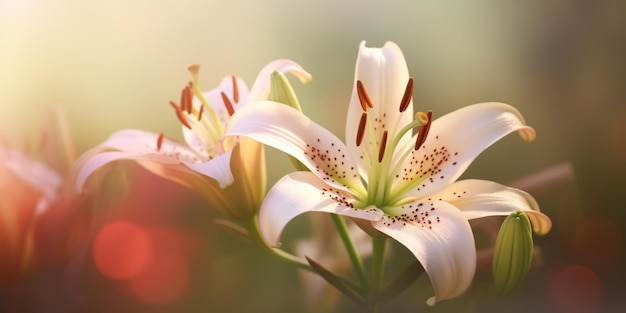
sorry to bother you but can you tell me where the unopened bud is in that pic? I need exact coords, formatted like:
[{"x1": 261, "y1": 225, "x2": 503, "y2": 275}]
[
  {"x1": 492, "y1": 211, "x2": 533, "y2": 295},
  {"x1": 269, "y1": 71, "x2": 302, "y2": 112},
  {"x1": 269, "y1": 71, "x2": 308, "y2": 171}
]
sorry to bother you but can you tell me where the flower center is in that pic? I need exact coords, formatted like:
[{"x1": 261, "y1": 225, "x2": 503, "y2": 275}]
[
  {"x1": 166, "y1": 65, "x2": 240, "y2": 158},
  {"x1": 354, "y1": 78, "x2": 433, "y2": 212}
]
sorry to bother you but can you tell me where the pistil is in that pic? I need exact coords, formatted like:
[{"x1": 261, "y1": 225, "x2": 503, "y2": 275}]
[
  {"x1": 187, "y1": 64, "x2": 226, "y2": 134},
  {"x1": 414, "y1": 111, "x2": 433, "y2": 151},
  {"x1": 354, "y1": 78, "x2": 434, "y2": 208}
]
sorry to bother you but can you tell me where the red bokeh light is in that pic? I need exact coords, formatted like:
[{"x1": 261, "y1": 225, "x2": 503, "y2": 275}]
[
  {"x1": 129, "y1": 228, "x2": 190, "y2": 305},
  {"x1": 92, "y1": 221, "x2": 153, "y2": 280},
  {"x1": 575, "y1": 217, "x2": 624, "y2": 267},
  {"x1": 550, "y1": 265, "x2": 602, "y2": 313}
]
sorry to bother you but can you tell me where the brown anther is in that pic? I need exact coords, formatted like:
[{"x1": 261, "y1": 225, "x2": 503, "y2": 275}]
[
  {"x1": 169, "y1": 100, "x2": 192, "y2": 129},
  {"x1": 231, "y1": 75, "x2": 239, "y2": 104},
  {"x1": 378, "y1": 130, "x2": 388, "y2": 163},
  {"x1": 414, "y1": 110, "x2": 433, "y2": 150},
  {"x1": 197, "y1": 103, "x2": 204, "y2": 121},
  {"x1": 399, "y1": 77, "x2": 414, "y2": 112},
  {"x1": 356, "y1": 112, "x2": 367, "y2": 146},
  {"x1": 220, "y1": 92, "x2": 235, "y2": 116},
  {"x1": 156, "y1": 133, "x2": 165, "y2": 151},
  {"x1": 181, "y1": 84, "x2": 193, "y2": 114},
  {"x1": 356, "y1": 80, "x2": 374, "y2": 111}
]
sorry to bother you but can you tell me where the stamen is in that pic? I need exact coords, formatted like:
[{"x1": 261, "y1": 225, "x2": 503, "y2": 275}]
[
  {"x1": 220, "y1": 92, "x2": 235, "y2": 116},
  {"x1": 169, "y1": 101, "x2": 192, "y2": 129},
  {"x1": 356, "y1": 112, "x2": 367, "y2": 146},
  {"x1": 185, "y1": 64, "x2": 225, "y2": 137},
  {"x1": 378, "y1": 130, "x2": 388, "y2": 163},
  {"x1": 197, "y1": 103, "x2": 204, "y2": 121},
  {"x1": 181, "y1": 84, "x2": 193, "y2": 114},
  {"x1": 356, "y1": 80, "x2": 374, "y2": 111},
  {"x1": 399, "y1": 77, "x2": 414, "y2": 112},
  {"x1": 414, "y1": 110, "x2": 433, "y2": 150},
  {"x1": 156, "y1": 133, "x2": 164, "y2": 151},
  {"x1": 231, "y1": 75, "x2": 239, "y2": 104}
]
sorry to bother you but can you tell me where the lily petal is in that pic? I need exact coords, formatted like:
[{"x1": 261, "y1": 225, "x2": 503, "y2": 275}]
[
  {"x1": 71, "y1": 129, "x2": 205, "y2": 192},
  {"x1": 345, "y1": 41, "x2": 413, "y2": 177},
  {"x1": 182, "y1": 148, "x2": 234, "y2": 188},
  {"x1": 73, "y1": 148, "x2": 246, "y2": 217},
  {"x1": 247, "y1": 59, "x2": 312, "y2": 102},
  {"x1": 0, "y1": 143, "x2": 62, "y2": 201},
  {"x1": 372, "y1": 201, "x2": 476, "y2": 305},
  {"x1": 432, "y1": 179, "x2": 552, "y2": 235},
  {"x1": 73, "y1": 151, "x2": 176, "y2": 192},
  {"x1": 227, "y1": 101, "x2": 365, "y2": 194},
  {"x1": 259, "y1": 171, "x2": 384, "y2": 247},
  {"x1": 135, "y1": 159, "x2": 242, "y2": 218},
  {"x1": 394, "y1": 102, "x2": 536, "y2": 200},
  {"x1": 85, "y1": 129, "x2": 203, "y2": 162}
]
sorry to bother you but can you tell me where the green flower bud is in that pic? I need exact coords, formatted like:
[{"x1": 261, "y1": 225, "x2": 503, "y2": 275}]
[
  {"x1": 492, "y1": 211, "x2": 534, "y2": 295},
  {"x1": 269, "y1": 70, "x2": 308, "y2": 172},
  {"x1": 269, "y1": 70, "x2": 303, "y2": 112}
]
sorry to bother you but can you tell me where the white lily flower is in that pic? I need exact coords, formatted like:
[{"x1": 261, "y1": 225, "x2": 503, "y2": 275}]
[
  {"x1": 71, "y1": 60, "x2": 311, "y2": 219},
  {"x1": 226, "y1": 41, "x2": 552, "y2": 304}
]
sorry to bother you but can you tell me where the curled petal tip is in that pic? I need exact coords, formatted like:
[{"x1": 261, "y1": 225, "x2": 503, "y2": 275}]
[
  {"x1": 291, "y1": 67, "x2": 312, "y2": 84},
  {"x1": 519, "y1": 126, "x2": 536, "y2": 143},
  {"x1": 529, "y1": 212, "x2": 552, "y2": 236},
  {"x1": 426, "y1": 296, "x2": 437, "y2": 306},
  {"x1": 267, "y1": 59, "x2": 313, "y2": 84}
]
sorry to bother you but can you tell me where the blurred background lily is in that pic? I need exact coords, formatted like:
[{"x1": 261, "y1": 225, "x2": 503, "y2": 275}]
[
  {"x1": 1, "y1": 0, "x2": 625, "y2": 312},
  {"x1": 0, "y1": 110, "x2": 215, "y2": 312}
]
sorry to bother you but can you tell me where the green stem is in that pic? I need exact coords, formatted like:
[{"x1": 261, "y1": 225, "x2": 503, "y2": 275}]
[
  {"x1": 331, "y1": 214, "x2": 369, "y2": 293},
  {"x1": 370, "y1": 236, "x2": 387, "y2": 312},
  {"x1": 244, "y1": 214, "x2": 364, "y2": 295},
  {"x1": 245, "y1": 214, "x2": 314, "y2": 272}
]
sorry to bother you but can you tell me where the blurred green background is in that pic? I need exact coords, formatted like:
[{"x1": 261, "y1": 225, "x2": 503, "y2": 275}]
[{"x1": 1, "y1": 0, "x2": 625, "y2": 312}]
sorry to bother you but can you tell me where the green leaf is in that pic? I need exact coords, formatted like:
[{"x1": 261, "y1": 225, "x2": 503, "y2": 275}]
[{"x1": 305, "y1": 256, "x2": 366, "y2": 306}]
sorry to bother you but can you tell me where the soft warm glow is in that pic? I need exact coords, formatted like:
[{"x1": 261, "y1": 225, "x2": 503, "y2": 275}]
[
  {"x1": 550, "y1": 265, "x2": 603, "y2": 313},
  {"x1": 92, "y1": 221, "x2": 153, "y2": 280},
  {"x1": 129, "y1": 227, "x2": 190, "y2": 304}
]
